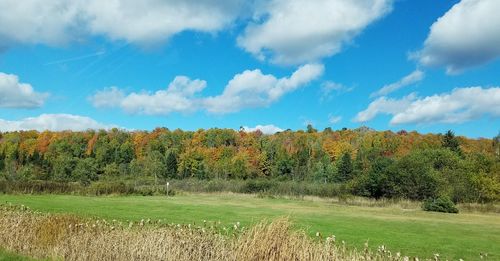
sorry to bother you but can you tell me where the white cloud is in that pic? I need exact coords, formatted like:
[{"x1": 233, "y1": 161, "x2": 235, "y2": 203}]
[
  {"x1": 242, "y1": 124, "x2": 283, "y2": 135},
  {"x1": 320, "y1": 81, "x2": 353, "y2": 101},
  {"x1": 90, "y1": 76, "x2": 206, "y2": 115},
  {"x1": 415, "y1": 0, "x2": 500, "y2": 73},
  {"x1": 0, "y1": 0, "x2": 82, "y2": 46},
  {"x1": 0, "y1": 114, "x2": 119, "y2": 132},
  {"x1": 328, "y1": 115, "x2": 342, "y2": 124},
  {"x1": 89, "y1": 86, "x2": 124, "y2": 108},
  {"x1": 370, "y1": 69, "x2": 424, "y2": 98},
  {"x1": 91, "y1": 64, "x2": 324, "y2": 115},
  {"x1": 355, "y1": 87, "x2": 500, "y2": 125},
  {"x1": 83, "y1": 0, "x2": 246, "y2": 46},
  {"x1": 0, "y1": 72, "x2": 48, "y2": 108},
  {"x1": 204, "y1": 63, "x2": 324, "y2": 113},
  {"x1": 354, "y1": 94, "x2": 416, "y2": 122},
  {"x1": 321, "y1": 81, "x2": 345, "y2": 93},
  {"x1": 238, "y1": 0, "x2": 393, "y2": 65},
  {"x1": 0, "y1": 0, "x2": 247, "y2": 47}
]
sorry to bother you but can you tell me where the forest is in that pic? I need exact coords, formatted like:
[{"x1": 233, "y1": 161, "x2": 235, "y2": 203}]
[{"x1": 1, "y1": 126, "x2": 499, "y2": 203}]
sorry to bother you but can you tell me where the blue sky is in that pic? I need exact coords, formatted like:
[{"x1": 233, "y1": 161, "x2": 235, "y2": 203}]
[{"x1": 0, "y1": 0, "x2": 499, "y2": 138}]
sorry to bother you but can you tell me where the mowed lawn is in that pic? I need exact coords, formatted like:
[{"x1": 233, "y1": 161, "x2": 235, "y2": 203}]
[{"x1": 0, "y1": 193, "x2": 498, "y2": 260}]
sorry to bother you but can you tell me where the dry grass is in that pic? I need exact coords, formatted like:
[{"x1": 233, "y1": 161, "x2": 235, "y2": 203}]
[
  {"x1": 261, "y1": 194, "x2": 422, "y2": 209},
  {"x1": 256, "y1": 193, "x2": 500, "y2": 214},
  {"x1": 0, "y1": 205, "x2": 425, "y2": 261},
  {"x1": 456, "y1": 203, "x2": 500, "y2": 213}
]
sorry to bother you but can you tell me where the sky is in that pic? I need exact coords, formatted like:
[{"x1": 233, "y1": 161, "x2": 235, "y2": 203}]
[{"x1": 0, "y1": 0, "x2": 499, "y2": 138}]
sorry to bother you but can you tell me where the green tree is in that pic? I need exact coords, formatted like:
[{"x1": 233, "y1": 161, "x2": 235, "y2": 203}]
[
  {"x1": 52, "y1": 156, "x2": 77, "y2": 182},
  {"x1": 312, "y1": 160, "x2": 337, "y2": 183},
  {"x1": 103, "y1": 163, "x2": 121, "y2": 177},
  {"x1": 145, "y1": 151, "x2": 167, "y2": 186},
  {"x1": 306, "y1": 124, "x2": 317, "y2": 133},
  {"x1": 178, "y1": 150, "x2": 206, "y2": 179},
  {"x1": 337, "y1": 152, "x2": 353, "y2": 182},
  {"x1": 129, "y1": 158, "x2": 146, "y2": 177},
  {"x1": 442, "y1": 130, "x2": 461, "y2": 155},
  {"x1": 72, "y1": 158, "x2": 98, "y2": 185},
  {"x1": 274, "y1": 154, "x2": 294, "y2": 179},
  {"x1": 118, "y1": 141, "x2": 134, "y2": 164},
  {"x1": 231, "y1": 156, "x2": 249, "y2": 179},
  {"x1": 363, "y1": 157, "x2": 396, "y2": 199},
  {"x1": 95, "y1": 140, "x2": 112, "y2": 167},
  {"x1": 165, "y1": 149, "x2": 178, "y2": 178},
  {"x1": 494, "y1": 131, "x2": 500, "y2": 157},
  {"x1": 394, "y1": 151, "x2": 441, "y2": 200},
  {"x1": 0, "y1": 153, "x2": 5, "y2": 173}
]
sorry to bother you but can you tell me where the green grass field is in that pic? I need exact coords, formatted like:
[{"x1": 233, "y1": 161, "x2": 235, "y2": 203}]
[{"x1": 0, "y1": 193, "x2": 498, "y2": 260}]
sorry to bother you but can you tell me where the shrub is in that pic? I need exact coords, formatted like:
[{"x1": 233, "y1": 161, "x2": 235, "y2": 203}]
[
  {"x1": 87, "y1": 182, "x2": 135, "y2": 196},
  {"x1": 0, "y1": 180, "x2": 82, "y2": 194},
  {"x1": 241, "y1": 180, "x2": 276, "y2": 193},
  {"x1": 422, "y1": 196, "x2": 459, "y2": 213}
]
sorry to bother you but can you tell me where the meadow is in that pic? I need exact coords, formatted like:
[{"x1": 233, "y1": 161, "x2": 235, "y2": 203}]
[{"x1": 0, "y1": 193, "x2": 498, "y2": 260}]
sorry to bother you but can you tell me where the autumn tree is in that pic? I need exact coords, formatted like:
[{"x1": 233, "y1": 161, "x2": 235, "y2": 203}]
[{"x1": 0, "y1": 127, "x2": 498, "y2": 203}]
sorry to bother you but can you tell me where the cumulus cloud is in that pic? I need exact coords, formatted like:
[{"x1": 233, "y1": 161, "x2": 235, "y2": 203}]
[
  {"x1": 0, "y1": 0, "x2": 82, "y2": 46},
  {"x1": 414, "y1": 0, "x2": 500, "y2": 73},
  {"x1": 354, "y1": 94, "x2": 416, "y2": 123},
  {"x1": 355, "y1": 87, "x2": 500, "y2": 125},
  {"x1": 238, "y1": 0, "x2": 393, "y2": 65},
  {"x1": 203, "y1": 63, "x2": 324, "y2": 113},
  {"x1": 0, "y1": 0, "x2": 247, "y2": 47},
  {"x1": 83, "y1": 0, "x2": 247, "y2": 46},
  {"x1": 89, "y1": 86, "x2": 125, "y2": 108},
  {"x1": 90, "y1": 64, "x2": 323, "y2": 115},
  {"x1": 370, "y1": 70, "x2": 424, "y2": 98},
  {"x1": 90, "y1": 76, "x2": 206, "y2": 115},
  {"x1": 0, "y1": 72, "x2": 48, "y2": 108},
  {"x1": 242, "y1": 124, "x2": 283, "y2": 135},
  {"x1": 0, "y1": 114, "x2": 119, "y2": 132}
]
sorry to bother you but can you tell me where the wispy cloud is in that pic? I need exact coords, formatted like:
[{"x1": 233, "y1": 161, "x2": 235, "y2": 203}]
[
  {"x1": 320, "y1": 81, "x2": 353, "y2": 102},
  {"x1": 370, "y1": 69, "x2": 424, "y2": 98},
  {"x1": 44, "y1": 51, "x2": 106, "y2": 66},
  {"x1": 328, "y1": 115, "x2": 342, "y2": 124}
]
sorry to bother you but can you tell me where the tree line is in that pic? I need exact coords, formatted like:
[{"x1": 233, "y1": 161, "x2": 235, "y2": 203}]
[{"x1": 0, "y1": 126, "x2": 498, "y2": 202}]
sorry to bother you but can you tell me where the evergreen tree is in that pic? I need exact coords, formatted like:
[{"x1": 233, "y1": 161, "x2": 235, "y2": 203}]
[
  {"x1": 165, "y1": 150, "x2": 178, "y2": 178},
  {"x1": 442, "y1": 130, "x2": 462, "y2": 155},
  {"x1": 306, "y1": 124, "x2": 317, "y2": 133},
  {"x1": 337, "y1": 152, "x2": 353, "y2": 182},
  {"x1": 494, "y1": 131, "x2": 500, "y2": 157}
]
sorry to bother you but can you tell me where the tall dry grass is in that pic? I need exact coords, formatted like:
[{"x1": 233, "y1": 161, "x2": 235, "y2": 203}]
[{"x1": 0, "y1": 205, "x2": 420, "y2": 261}]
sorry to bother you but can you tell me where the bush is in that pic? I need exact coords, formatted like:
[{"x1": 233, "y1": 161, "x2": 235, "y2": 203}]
[
  {"x1": 241, "y1": 180, "x2": 276, "y2": 193},
  {"x1": 422, "y1": 196, "x2": 459, "y2": 213},
  {"x1": 0, "y1": 180, "x2": 82, "y2": 194},
  {"x1": 87, "y1": 182, "x2": 135, "y2": 196}
]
